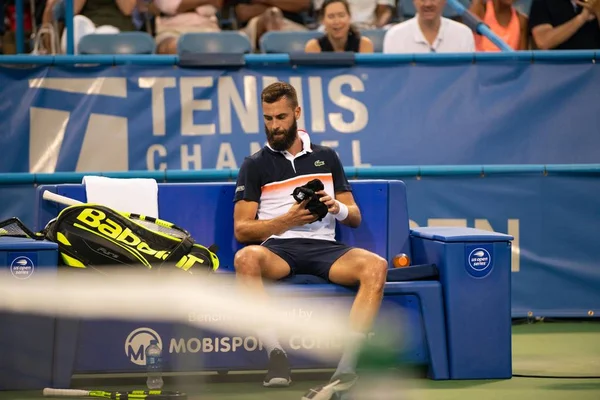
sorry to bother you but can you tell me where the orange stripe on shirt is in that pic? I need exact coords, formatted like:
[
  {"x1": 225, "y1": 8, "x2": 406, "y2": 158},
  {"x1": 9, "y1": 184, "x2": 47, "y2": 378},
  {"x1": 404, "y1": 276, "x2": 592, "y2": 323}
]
[{"x1": 261, "y1": 174, "x2": 333, "y2": 195}]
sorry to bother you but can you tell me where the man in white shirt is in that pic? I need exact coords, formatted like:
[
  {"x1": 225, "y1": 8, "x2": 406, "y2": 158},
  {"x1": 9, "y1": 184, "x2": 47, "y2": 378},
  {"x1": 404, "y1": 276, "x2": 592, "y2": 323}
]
[
  {"x1": 383, "y1": 0, "x2": 475, "y2": 53},
  {"x1": 314, "y1": 0, "x2": 395, "y2": 29}
]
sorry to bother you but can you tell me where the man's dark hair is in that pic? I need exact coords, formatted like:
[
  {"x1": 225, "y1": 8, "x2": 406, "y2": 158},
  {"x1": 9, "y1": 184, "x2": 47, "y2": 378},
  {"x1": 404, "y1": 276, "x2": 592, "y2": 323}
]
[{"x1": 261, "y1": 82, "x2": 299, "y2": 108}]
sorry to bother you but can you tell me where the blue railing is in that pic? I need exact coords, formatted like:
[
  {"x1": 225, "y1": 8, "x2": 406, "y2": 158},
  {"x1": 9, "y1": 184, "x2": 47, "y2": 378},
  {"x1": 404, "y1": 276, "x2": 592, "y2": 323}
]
[
  {"x1": 0, "y1": 50, "x2": 598, "y2": 66},
  {"x1": 1, "y1": 165, "x2": 599, "y2": 185}
]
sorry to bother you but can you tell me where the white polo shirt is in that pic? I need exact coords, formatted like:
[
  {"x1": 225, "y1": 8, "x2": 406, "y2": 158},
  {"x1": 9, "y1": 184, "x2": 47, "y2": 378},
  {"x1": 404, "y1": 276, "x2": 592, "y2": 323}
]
[{"x1": 383, "y1": 16, "x2": 475, "y2": 53}]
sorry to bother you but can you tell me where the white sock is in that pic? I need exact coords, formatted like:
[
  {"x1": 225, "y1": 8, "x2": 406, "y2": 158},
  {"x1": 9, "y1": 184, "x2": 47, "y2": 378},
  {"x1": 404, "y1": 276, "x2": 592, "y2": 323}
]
[
  {"x1": 334, "y1": 331, "x2": 366, "y2": 377},
  {"x1": 257, "y1": 329, "x2": 284, "y2": 357}
]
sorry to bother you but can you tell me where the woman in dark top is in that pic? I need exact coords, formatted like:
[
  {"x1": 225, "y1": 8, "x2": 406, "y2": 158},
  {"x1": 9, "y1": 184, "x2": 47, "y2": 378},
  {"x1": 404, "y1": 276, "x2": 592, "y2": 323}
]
[{"x1": 305, "y1": 0, "x2": 373, "y2": 53}]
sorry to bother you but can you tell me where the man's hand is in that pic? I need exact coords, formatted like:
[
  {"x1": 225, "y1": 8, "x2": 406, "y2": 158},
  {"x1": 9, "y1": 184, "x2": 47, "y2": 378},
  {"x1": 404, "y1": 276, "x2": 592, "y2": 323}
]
[
  {"x1": 285, "y1": 198, "x2": 319, "y2": 226},
  {"x1": 316, "y1": 190, "x2": 340, "y2": 215},
  {"x1": 575, "y1": 0, "x2": 598, "y2": 21}
]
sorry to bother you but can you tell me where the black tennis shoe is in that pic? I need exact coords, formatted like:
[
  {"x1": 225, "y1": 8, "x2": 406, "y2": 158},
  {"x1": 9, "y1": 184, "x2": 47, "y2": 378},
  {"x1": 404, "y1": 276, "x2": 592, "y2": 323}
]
[{"x1": 263, "y1": 349, "x2": 291, "y2": 387}]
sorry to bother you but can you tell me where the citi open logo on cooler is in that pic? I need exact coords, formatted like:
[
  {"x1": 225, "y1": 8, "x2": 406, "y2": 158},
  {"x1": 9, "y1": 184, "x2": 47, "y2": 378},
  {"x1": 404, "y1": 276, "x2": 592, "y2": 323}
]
[{"x1": 125, "y1": 327, "x2": 162, "y2": 366}]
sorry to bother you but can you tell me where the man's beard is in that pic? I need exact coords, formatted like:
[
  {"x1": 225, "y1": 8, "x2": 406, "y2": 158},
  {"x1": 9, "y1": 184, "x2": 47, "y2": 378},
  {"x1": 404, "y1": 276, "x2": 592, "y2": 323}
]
[{"x1": 266, "y1": 119, "x2": 298, "y2": 152}]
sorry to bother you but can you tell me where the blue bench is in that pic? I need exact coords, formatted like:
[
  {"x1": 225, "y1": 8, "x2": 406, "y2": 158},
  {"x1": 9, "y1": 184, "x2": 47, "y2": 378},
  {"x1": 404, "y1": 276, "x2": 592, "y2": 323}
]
[{"x1": 1, "y1": 179, "x2": 512, "y2": 389}]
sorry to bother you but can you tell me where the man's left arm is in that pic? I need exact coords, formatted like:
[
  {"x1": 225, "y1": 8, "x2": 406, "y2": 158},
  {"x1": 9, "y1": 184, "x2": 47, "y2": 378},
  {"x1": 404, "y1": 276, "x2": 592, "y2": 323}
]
[
  {"x1": 316, "y1": 148, "x2": 361, "y2": 228},
  {"x1": 316, "y1": 190, "x2": 361, "y2": 227}
]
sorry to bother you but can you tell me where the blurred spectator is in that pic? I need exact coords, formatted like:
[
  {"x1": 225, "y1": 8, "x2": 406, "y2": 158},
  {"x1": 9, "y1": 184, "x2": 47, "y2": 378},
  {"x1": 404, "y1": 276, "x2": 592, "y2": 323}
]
[
  {"x1": 2, "y1": 0, "x2": 38, "y2": 54},
  {"x1": 470, "y1": 0, "x2": 528, "y2": 50},
  {"x1": 383, "y1": 0, "x2": 475, "y2": 52},
  {"x1": 529, "y1": 0, "x2": 600, "y2": 49},
  {"x1": 132, "y1": 0, "x2": 157, "y2": 34},
  {"x1": 151, "y1": 0, "x2": 222, "y2": 54},
  {"x1": 0, "y1": 1, "x2": 5, "y2": 54},
  {"x1": 43, "y1": 0, "x2": 137, "y2": 54},
  {"x1": 230, "y1": 0, "x2": 309, "y2": 52},
  {"x1": 305, "y1": 0, "x2": 374, "y2": 52},
  {"x1": 230, "y1": 0, "x2": 310, "y2": 26},
  {"x1": 313, "y1": 0, "x2": 395, "y2": 29}
]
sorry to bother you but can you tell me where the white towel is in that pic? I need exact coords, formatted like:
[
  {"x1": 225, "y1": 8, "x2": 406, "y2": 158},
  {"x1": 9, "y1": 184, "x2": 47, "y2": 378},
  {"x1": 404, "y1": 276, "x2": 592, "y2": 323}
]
[{"x1": 82, "y1": 176, "x2": 159, "y2": 218}]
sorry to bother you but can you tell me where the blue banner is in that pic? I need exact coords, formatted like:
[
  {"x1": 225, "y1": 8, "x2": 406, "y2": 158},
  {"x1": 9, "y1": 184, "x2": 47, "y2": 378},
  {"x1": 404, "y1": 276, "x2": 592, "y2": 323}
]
[
  {"x1": 72, "y1": 295, "x2": 422, "y2": 373},
  {"x1": 0, "y1": 63, "x2": 599, "y2": 173},
  {"x1": 404, "y1": 175, "x2": 600, "y2": 317}
]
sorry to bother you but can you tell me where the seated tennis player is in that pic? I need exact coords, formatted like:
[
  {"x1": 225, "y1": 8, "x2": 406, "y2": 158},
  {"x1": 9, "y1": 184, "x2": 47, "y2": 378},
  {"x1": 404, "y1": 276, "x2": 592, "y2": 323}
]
[{"x1": 233, "y1": 81, "x2": 388, "y2": 399}]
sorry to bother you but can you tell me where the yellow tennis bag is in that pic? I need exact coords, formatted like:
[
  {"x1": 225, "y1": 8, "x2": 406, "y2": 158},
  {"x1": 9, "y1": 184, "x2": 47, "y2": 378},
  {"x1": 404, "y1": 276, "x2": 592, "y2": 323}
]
[{"x1": 42, "y1": 204, "x2": 219, "y2": 274}]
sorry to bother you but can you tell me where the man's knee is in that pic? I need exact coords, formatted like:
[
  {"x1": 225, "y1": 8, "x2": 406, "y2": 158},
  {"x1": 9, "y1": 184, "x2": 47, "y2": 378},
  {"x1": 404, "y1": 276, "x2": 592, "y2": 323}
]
[
  {"x1": 359, "y1": 254, "x2": 388, "y2": 290},
  {"x1": 234, "y1": 246, "x2": 266, "y2": 276}
]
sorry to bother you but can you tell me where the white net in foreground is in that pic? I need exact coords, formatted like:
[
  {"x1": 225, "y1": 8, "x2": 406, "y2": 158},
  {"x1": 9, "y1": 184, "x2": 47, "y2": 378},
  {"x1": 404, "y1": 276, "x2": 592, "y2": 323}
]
[
  {"x1": 0, "y1": 270, "x2": 406, "y2": 364},
  {"x1": 0, "y1": 269, "x2": 420, "y2": 400}
]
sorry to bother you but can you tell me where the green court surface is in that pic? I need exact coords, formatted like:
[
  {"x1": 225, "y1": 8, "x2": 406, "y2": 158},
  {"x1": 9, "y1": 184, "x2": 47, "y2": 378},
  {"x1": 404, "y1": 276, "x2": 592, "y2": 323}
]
[{"x1": 2, "y1": 322, "x2": 599, "y2": 400}]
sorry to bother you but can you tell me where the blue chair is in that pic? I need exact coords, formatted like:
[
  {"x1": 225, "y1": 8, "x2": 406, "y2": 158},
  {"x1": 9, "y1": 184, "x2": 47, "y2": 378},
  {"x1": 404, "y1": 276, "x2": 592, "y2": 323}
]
[
  {"x1": 361, "y1": 29, "x2": 387, "y2": 52},
  {"x1": 177, "y1": 32, "x2": 252, "y2": 54},
  {"x1": 78, "y1": 32, "x2": 155, "y2": 55},
  {"x1": 260, "y1": 31, "x2": 322, "y2": 53}
]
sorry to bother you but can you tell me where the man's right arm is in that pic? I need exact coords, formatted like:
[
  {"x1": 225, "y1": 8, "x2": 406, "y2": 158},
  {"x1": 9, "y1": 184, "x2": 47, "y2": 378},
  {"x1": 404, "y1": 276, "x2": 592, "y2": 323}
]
[
  {"x1": 234, "y1": 200, "x2": 289, "y2": 243},
  {"x1": 530, "y1": 0, "x2": 592, "y2": 49},
  {"x1": 233, "y1": 156, "x2": 318, "y2": 243},
  {"x1": 233, "y1": 199, "x2": 315, "y2": 243},
  {"x1": 532, "y1": 13, "x2": 591, "y2": 49}
]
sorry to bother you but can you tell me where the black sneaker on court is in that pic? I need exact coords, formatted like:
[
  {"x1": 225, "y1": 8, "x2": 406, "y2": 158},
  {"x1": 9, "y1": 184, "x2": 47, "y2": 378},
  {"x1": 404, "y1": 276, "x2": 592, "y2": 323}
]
[
  {"x1": 301, "y1": 373, "x2": 358, "y2": 400},
  {"x1": 263, "y1": 349, "x2": 292, "y2": 387}
]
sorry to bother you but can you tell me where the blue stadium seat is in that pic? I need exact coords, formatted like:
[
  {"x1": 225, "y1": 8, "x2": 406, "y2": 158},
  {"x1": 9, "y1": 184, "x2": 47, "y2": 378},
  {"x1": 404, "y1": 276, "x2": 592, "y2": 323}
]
[
  {"x1": 177, "y1": 32, "x2": 252, "y2": 54},
  {"x1": 361, "y1": 29, "x2": 387, "y2": 52},
  {"x1": 78, "y1": 32, "x2": 155, "y2": 55},
  {"x1": 260, "y1": 31, "x2": 322, "y2": 53}
]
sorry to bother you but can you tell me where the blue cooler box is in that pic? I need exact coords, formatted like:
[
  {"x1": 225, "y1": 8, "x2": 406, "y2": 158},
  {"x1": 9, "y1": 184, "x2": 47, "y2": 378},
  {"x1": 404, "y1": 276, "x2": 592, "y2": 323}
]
[
  {"x1": 410, "y1": 227, "x2": 513, "y2": 380},
  {"x1": 0, "y1": 237, "x2": 58, "y2": 390}
]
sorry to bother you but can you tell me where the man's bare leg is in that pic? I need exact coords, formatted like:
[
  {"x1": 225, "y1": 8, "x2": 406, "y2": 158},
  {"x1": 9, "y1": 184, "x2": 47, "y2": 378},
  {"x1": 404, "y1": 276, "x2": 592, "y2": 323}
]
[
  {"x1": 300, "y1": 249, "x2": 387, "y2": 399},
  {"x1": 234, "y1": 245, "x2": 292, "y2": 386},
  {"x1": 328, "y1": 248, "x2": 388, "y2": 378}
]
